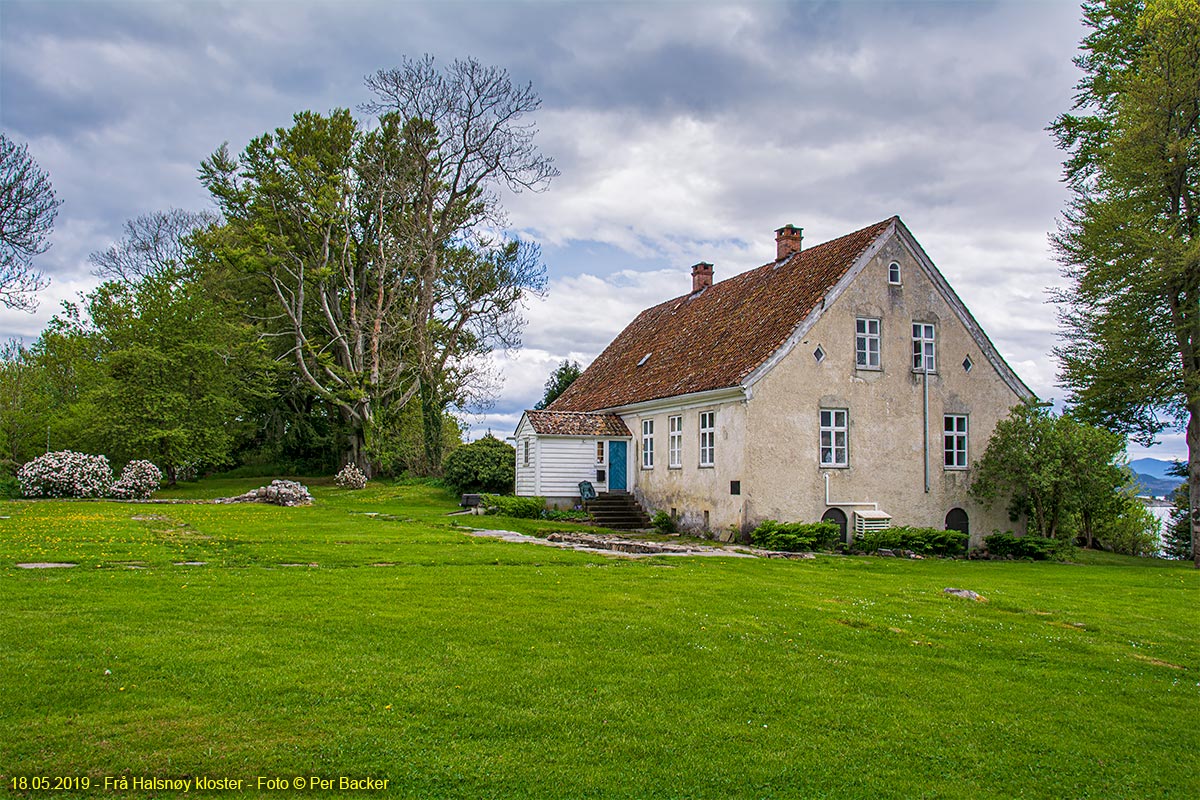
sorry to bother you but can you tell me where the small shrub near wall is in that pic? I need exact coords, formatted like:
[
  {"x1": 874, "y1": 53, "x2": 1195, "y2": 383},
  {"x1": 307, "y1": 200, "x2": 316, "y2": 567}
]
[
  {"x1": 855, "y1": 527, "x2": 967, "y2": 557},
  {"x1": 18, "y1": 451, "x2": 114, "y2": 499},
  {"x1": 651, "y1": 510, "x2": 676, "y2": 534},
  {"x1": 751, "y1": 520, "x2": 841, "y2": 552},
  {"x1": 480, "y1": 494, "x2": 547, "y2": 519},
  {"x1": 110, "y1": 460, "x2": 163, "y2": 500},
  {"x1": 984, "y1": 531, "x2": 1070, "y2": 560}
]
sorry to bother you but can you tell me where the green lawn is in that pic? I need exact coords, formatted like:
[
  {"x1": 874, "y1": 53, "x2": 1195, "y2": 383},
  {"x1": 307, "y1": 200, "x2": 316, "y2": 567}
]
[{"x1": 1, "y1": 481, "x2": 1196, "y2": 798}]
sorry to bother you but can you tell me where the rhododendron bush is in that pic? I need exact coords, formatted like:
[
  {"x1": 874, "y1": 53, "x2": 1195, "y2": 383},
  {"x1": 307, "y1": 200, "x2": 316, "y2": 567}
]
[
  {"x1": 334, "y1": 463, "x2": 368, "y2": 490},
  {"x1": 18, "y1": 451, "x2": 114, "y2": 498},
  {"x1": 110, "y1": 460, "x2": 163, "y2": 500}
]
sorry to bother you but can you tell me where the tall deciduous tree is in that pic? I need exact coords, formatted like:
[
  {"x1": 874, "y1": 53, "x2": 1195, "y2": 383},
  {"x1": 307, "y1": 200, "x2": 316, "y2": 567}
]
[
  {"x1": 362, "y1": 56, "x2": 555, "y2": 471},
  {"x1": 1050, "y1": 0, "x2": 1200, "y2": 566},
  {"x1": 203, "y1": 58, "x2": 553, "y2": 475},
  {"x1": 0, "y1": 133, "x2": 60, "y2": 311}
]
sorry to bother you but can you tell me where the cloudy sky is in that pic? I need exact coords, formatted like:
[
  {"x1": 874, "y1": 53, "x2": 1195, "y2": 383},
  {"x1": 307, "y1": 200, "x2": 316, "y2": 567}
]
[{"x1": 0, "y1": 0, "x2": 1184, "y2": 461}]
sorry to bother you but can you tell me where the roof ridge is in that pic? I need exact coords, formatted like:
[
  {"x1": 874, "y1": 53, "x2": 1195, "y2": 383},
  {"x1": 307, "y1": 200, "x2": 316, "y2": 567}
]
[{"x1": 546, "y1": 217, "x2": 897, "y2": 412}]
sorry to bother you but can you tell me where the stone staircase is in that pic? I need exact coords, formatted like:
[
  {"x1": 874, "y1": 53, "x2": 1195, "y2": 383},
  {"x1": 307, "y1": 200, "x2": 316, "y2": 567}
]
[{"x1": 585, "y1": 491, "x2": 652, "y2": 530}]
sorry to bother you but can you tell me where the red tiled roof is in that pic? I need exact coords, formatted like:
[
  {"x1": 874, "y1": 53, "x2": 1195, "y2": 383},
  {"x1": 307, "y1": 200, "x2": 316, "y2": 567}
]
[
  {"x1": 550, "y1": 218, "x2": 896, "y2": 412},
  {"x1": 524, "y1": 410, "x2": 632, "y2": 437}
]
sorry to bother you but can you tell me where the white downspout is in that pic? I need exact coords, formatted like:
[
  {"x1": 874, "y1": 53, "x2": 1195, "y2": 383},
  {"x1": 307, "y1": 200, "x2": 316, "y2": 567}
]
[{"x1": 923, "y1": 362, "x2": 930, "y2": 494}]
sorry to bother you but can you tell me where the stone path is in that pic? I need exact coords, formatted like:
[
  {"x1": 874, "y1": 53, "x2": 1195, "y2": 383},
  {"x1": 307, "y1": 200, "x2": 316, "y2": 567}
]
[{"x1": 458, "y1": 527, "x2": 758, "y2": 558}]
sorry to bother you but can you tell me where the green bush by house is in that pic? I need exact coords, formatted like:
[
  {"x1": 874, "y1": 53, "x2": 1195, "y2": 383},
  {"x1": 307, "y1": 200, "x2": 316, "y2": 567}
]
[
  {"x1": 985, "y1": 531, "x2": 1071, "y2": 560},
  {"x1": 443, "y1": 435, "x2": 515, "y2": 494},
  {"x1": 855, "y1": 526, "x2": 967, "y2": 557},
  {"x1": 750, "y1": 520, "x2": 841, "y2": 552}
]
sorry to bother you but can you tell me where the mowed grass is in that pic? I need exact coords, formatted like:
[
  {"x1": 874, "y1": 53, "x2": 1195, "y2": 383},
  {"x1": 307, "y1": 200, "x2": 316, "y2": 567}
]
[{"x1": 0, "y1": 482, "x2": 1196, "y2": 798}]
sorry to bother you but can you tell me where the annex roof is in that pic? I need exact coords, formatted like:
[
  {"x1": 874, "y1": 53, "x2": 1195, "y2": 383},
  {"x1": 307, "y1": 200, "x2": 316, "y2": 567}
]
[
  {"x1": 522, "y1": 410, "x2": 632, "y2": 437},
  {"x1": 550, "y1": 217, "x2": 896, "y2": 412}
]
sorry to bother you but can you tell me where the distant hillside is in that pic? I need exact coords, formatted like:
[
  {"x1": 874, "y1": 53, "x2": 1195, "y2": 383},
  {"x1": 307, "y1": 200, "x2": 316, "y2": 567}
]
[
  {"x1": 1132, "y1": 473, "x2": 1184, "y2": 498},
  {"x1": 1129, "y1": 457, "x2": 1185, "y2": 481}
]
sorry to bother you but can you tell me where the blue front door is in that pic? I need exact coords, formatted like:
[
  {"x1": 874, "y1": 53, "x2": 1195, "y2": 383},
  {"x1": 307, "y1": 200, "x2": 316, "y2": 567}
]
[{"x1": 608, "y1": 441, "x2": 627, "y2": 490}]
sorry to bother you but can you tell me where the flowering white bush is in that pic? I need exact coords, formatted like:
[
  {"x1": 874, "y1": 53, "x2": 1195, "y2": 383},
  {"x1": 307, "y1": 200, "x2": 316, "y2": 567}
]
[
  {"x1": 18, "y1": 451, "x2": 114, "y2": 499},
  {"x1": 110, "y1": 460, "x2": 163, "y2": 500},
  {"x1": 334, "y1": 463, "x2": 368, "y2": 490}
]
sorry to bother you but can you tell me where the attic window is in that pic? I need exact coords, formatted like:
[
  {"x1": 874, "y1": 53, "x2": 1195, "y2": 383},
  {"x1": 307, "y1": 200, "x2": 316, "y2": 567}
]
[
  {"x1": 637, "y1": 353, "x2": 652, "y2": 367},
  {"x1": 888, "y1": 261, "x2": 902, "y2": 284},
  {"x1": 962, "y1": 356, "x2": 974, "y2": 373},
  {"x1": 813, "y1": 346, "x2": 825, "y2": 363}
]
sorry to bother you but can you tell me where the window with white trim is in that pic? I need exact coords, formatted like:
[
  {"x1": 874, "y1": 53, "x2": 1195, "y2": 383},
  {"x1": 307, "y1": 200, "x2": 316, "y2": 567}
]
[
  {"x1": 641, "y1": 419, "x2": 655, "y2": 468},
  {"x1": 523, "y1": 439, "x2": 530, "y2": 466},
  {"x1": 596, "y1": 442, "x2": 604, "y2": 464},
  {"x1": 888, "y1": 261, "x2": 902, "y2": 284},
  {"x1": 699, "y1": 411, "x2": 715, "y2": 467},
  {"x1": 668, "y1": 415, "x2": 683, "y2": 468},
  {"x1": 855, "y1": 317, "x2": 881, "y2": 369},
  {"x1": 944, "y1": 415, "x2": 968, "y2": 469},
  {"x1": 912, "y1": 323, "x2": 936, "y2": 373},
  {"x1": 819, "y1": 409, "x2": 848, "y2": 467}
]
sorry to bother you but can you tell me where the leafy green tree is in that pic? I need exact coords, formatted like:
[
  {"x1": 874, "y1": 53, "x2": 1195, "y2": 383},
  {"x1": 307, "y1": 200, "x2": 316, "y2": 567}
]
[
  {"x1": 535, "y1": 359, "x2": 581, "y2": 410},
  {"x1": 1050, "y1": 0, "x2": 1200, "y2": 566},
  {"x1": 970, "y1": 403, "x2": 1133, "y2": 541},
  {"x1": 442, "y1": 434, "x2": 515, "y2": 495},
  {"x1": 77, "y1": 271, "x2": 255, "y2": 483},
  {"x1": 0, "y1": 340, "x2": 51, "y2": 465}
]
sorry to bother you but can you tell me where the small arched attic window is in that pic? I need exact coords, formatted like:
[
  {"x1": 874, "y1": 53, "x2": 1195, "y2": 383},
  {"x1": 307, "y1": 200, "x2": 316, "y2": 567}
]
[{"x1": 888, "y1": 261, "x2": 902, "y2": 285}]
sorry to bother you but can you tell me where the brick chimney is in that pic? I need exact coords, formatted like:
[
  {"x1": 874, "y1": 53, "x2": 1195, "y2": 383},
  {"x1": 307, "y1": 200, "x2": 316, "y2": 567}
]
[
  {"x1": 775, "y1": 224, "x2": 803, "y2": 260},
  {"x1": 691, "y1": 262, "x2": 714, "y2": 293}
]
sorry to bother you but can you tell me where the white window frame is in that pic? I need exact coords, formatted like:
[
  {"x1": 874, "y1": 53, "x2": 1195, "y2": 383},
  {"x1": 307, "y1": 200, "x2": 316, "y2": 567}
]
[
  {"x1": 668, "y1": 415, "x2": 683, "y2": 469},
  {"x1": 819, "y1": 409, "x2": 848, "y2": 467},
  {"x1": 888, "y1": 261, "x2": 902, "y2": 284},
  {"x1": 523, "y1": 439, "x2": 530, "y2": 466},
  {"x1": 944, "y1": 415, "x2": 968, "y2": 469},
  {"x1": 855, "y1": 317, "x2": 881, "y2": 370},
  {"x1": 912, "y1": 323, "x2": 937, "y2": 373},
  {"x1": 596, "y1": 441, "x2": 605, "y2": 464},
  {"x1": 698, "y1": 411, "x2": 715, "y2": 467},
  {"x1": 641, "y1": 419, "x2": 655, "y2": 469}
]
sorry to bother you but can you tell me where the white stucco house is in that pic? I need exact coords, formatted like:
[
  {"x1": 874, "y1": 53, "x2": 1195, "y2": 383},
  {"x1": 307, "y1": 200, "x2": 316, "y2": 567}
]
[{"x1": 514, "y1": 216, "x2": 1034, "y2": 546}]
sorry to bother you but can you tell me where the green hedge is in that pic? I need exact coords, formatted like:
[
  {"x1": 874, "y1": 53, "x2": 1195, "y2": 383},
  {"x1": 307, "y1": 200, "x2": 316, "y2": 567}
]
[
  {"x1": 855, "y1": 526, "x2": 967, "y2": 557},
  {"x1": 751, "y1": 520, "x2": 841, "y2": 552},
  {"x1": 480, "y1": 494, "x2": 547, "y2": 519},
  {"x1": 984, "y1": 531, "x2": 1071, "y2": 560}
]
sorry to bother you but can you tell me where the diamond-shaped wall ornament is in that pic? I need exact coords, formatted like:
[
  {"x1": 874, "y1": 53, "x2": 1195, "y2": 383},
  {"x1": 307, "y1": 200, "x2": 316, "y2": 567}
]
[
  {"x1": 813, "y1": 346, "x2": 825, "y2": 363},
  {"x1": 963, "y1": 355, "x2": 974, "y2": 373}
]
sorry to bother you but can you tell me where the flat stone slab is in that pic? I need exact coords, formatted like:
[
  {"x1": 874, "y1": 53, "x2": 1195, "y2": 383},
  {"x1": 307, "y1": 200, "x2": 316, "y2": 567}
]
[
  {"x1": 459, "y1": 528, "x2": 755, "y2": 559},
  {"x1": 16, "y1": 562, "x2": 77, "y2": 569},
  {"x1": 174, "y1": 561, "x2": 207, "y2": 566}
]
